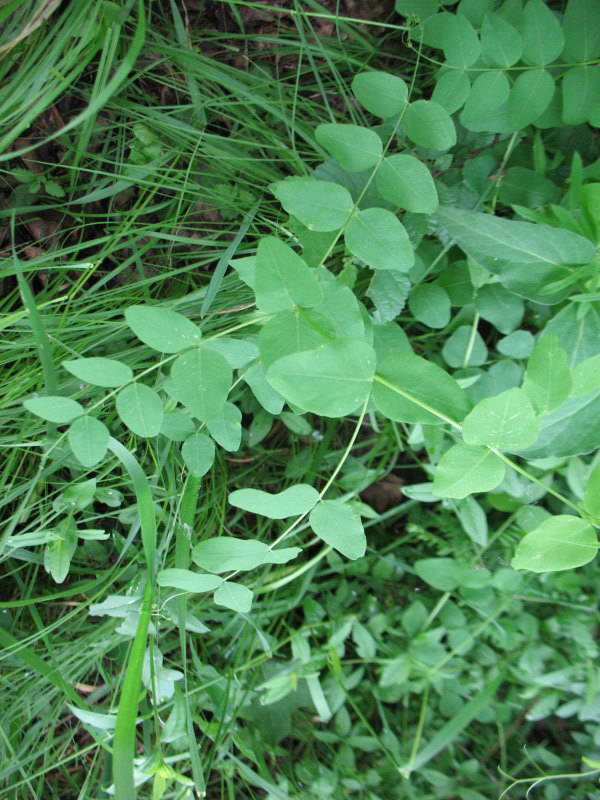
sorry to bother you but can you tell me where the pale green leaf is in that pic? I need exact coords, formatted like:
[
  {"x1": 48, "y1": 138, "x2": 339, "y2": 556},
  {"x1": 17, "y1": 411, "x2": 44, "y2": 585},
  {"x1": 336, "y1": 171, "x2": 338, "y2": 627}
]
[
  {"x1": 497, "y1": 330, "x2": 535, "y2": 359},
  {"x1": 229, "y1": 484, "x2": 319, "y2": 519},
  {"x1": 351, "y1": 70, "x2": 408, "y2": 118},
  {"x1": 204, "y1": 402, "x2": 241, "y2": 452},
  {"x1": 344, "y1": 208, "x2": 414, "y2": 271},
  {"x1": 367, "y1": 271, "x2": 410, "y2": 323},
  {"x1": 511, "y1": 515, "x2": 597, "y2": 572},
  {"x1": 24, "y1": 396, "x2": 83, "y2": 424},
  {"x1": 507, "y1": 69, "x2": 555, "y2": 129},
  {"x1": 375, "y1": 154, "x2": 438, "y2": 214},
  {"x1": 431, "y1": 70, "x2": 471, "y2": 114},
  {"x1": 116, "y1": 383, "x2": 163, "y2": 437},
  {"x1": 480, "y1": 11, "x2": 522, "y2": 67},
  {"x1": 181, "y1": 432, "x2": 215, "y2": 478},
  {"x1": 160, "y1": 410, "x2": 195, "y2": 441},
  {"x1": 258, "y1": 309, "x2": 335, "y2": 368},
  {"x1": 408, "y1": 284, "x2": 450, "y2": 329},
  {"x1": 255, "y1": 236, "x2": 323, "y2": 313},
  {"x1": 213, "y1": 581, "x2": 253, "y2": 612},
  {"x1": 433, "y1": 444, "x2": 506, "y2": 499},
  {"x1": 455, "y1": 496, "x2": 488, "y2": 546},
  {"x1": 68, "y1": 416, "x2": 110, "y2": 468},
  {"x1": 266, "y1": 339, "x2": 376, "y2": 417},
  {"x1": 414, "y1": 558, "x2": 457, "y2": 591},
  {"x1": 125, "y1": 305, "x2": 201, "y2": 353},
  {"x1": 203, "y1": 337, "x2": 259, "y2": 369},
  {"x1": 62, "y1": 357, "x2": 133, "y2": 388},
  {"x1": 462, "y1": 387, "x2": 539, "y2": 450},
  {"x1": 523, "y1": 335, "x2": 572, "y2": 414},
  {"x1": 373, "y1": 352, "x2": 470, "y2": 425},
  {"x1": 244, "y1": 362, "x2": 285, "y2": 415},
  {"x1": 157, "y1": 569, "x2": 223, "y2": 593},
  {"x1": 442, "y1": 325, "x2": 487, "y2": 368},
  {"x1": 170, "y1": 348, "x2": 232, "y2": 423},
  {"x1": 520, "y1": 0, "x2": 564, "y2": 65},
  {"x1": 583, "y1": 463, "x2": 600, "y2": 520},
  {"x1": 315, "y1": 123, "x2": 382, "y2": 172},
  {"x1": 403, "y1": 100, "x2": 456, "y2": 151},
  {"x1": 571, "y1": 355, "x2": 600, "y2": 396},
  {"x1": 192, "y1": 537, "x2": 269, "y2": 573},
  {"x1": 270, "y1": 177, "x2": 353, "y2": 232},
  {"x1": 309, "y1": 500, "x2": 366, "y2": 560}
]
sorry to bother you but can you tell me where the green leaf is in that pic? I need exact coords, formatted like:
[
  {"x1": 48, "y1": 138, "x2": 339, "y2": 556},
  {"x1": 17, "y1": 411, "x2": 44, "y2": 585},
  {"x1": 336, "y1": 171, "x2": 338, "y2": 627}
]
[
  {"x1": 68, "y1": 416, "x2": 110, "y2": 468},
  {"x1": 454, "y1": 496, "x2": 488, "y2": 546},
  {"x1": 244, "y1": 363, "x2": 285, "y2": 415},
  {"x1": 192, "y1": 537, "x2": 270, "y2": 573},
  {"x1": 476, "y1": 284, "x2": 524, "y2": 334},
  {"x1": 255, "y1": 236, "x2": 323, "y2": 313},
  {"x1": 203, "y1": 337, "x2": 259, "y2": 369},
  {"x1": 266, "y1": 339, "x2": 376, "y2": 417},
  {"x1": 572, "y1": 355, "x2": 600, "y2": 396},
  {"x1": 24, "y1": 396, "x2": 83, "y2": 424},
  {"x1": 315, "y1": 123, "x2": 382, "y2": 172},
  {"x1": 373, "y1": 352, "x2": 470, "y2": 425},
  {"x1": 213, "y1": 581, "x2": 253, "y2": 613},
  {"x1": 562, "y1": 67, "x2": 600, "y2": 126},
  {"x1": 520, "y1": 0, "x2": 564, "y2": 65},
  {"x1": 204, "y1": 402, "x2": 242, "y2": 452},
  {"x1": 437, "y1": 206, "x2": 596, "y2": 266},
  {"x1": 229, "y1": 484, "x2": 319, "y2": 519},
  {"x1": 563, "y1": 0, "x2": 600, "y2": 61},
  {"x1": 437, "y1": 12, "x2": 481, "y2": 67},
  {"x1": 351, "y1": 71, "x2": 408, "y2": 118},
  {"x1": 258, "y1": 309, "x2": 335, "y2": 368},
  {"x1": 511, "y1": 515, "x2": 597, "y2": 572},
  {"x1": 124, "y1": 305, "x2": 201, "y2": 353},
  {"x1": 442, "y1": 325, "x2": 487, "y2": 368},
  {"x1": 170, "y1": 349, "x2": 232, "y2": 423},
  {"x1": 367, "y1": 271, "x2": 411, "y2": 323},
  {"x1": 414, "y1": 558, "x2": 458, "y2": 591},
  {"x1": 583, "y1": 463, "x2": 600, "y2": 520},
  {"x1": 497, "y1": 330, "x2": 535, "y2": 359},
  {"x1": 433, "y1": 444, "x2": 506, "y2": 499},
  {"x1": 344, "y1": 208, "x2": 414, "y2": 271},
  {"x1": 375, "y1": 154, "x2": 438, "y2": 214},
  {"x1": 523, "y1": 335, "x2": 572, "y2": 415},
  {"x1": 309, "y1": 500, "x2": 366, "y2": 560},
  {"x1": 462, "y1": 387, "x2": 538, "y2": 450},
  {"x1": 480, "y1": 11, "x2": 523, "y2": 67},
  {"x1": 157, "y1": 569, "x2": 223, "y2": 593},
  {"x1": 116, "y1": 383, "x2": 163, "y2": 437},
  {"x1": 403, "y1": 100, "x2": 456, "y2": 151},
  {"x1": 507, "y1": 69, "x2": 554, "y2": 129},
  {"x1": 44, "y1": 519, "x2": 77, "y2": 584},
  {"x1": 431, "y1": 70, "x2": 471, "y2": 114},
  {"x1": 270, "y1": 177, "x2": 353, "y2": 232},
  {"x1": 408, "y1": 284, "x2": 450, "y2": 329},
  {"x1": 160, "y1": 410, "x2": 195, "y2": 442},
  {"x1": 460, "y1": 71, "x2": 510, "y2": 130},
  {"x1": 181, "y1": 433, "x2": 215, "y2": 478},
  {"x1": 62, "y1": 357, "x2": 133, "y2": 388}
]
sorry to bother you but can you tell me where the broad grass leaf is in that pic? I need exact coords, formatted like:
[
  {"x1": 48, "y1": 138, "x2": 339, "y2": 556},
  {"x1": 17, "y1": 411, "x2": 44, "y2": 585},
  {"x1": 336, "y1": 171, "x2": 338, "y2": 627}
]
[
  {"x1": 255, "y1": 236, "x2": 322, "y2": 312},
  {"x1": 344, "y1": 208, "x2": 414, "y2": 271},
  {"x1": 431, "y1": 70, "x2": 471, "y2": 114},
  {"x1": 170, "y1": 349, "x2": 232, "y2": 423},
  {"x1": 116, "y1": 383, "x2": 163, "y2": 437},
  {"x1": 192, "y1": 537, "x2": 269, "y2": 573},
  {"x1": 375, "y1": 154, "x2": 438, "y2": 213},
  {"x1": 315, "y1": 123, "x2": 382, "y2": 172},
  {"x1": 511, "y1": 515, "x2": 597, "y2": 572},
  {"x1": 476, "y1": 284, "x2": 524, "y2": 334},
  {"x1": 125, "y1": 305, "x2": 201, "y2": 353},
  {"x1": 403, "y1": 100, "x2": 456, "y2": 150},
  {"x1": 480, "y1": 12, "x2": 522, "y2": 67},
  {"x1": 436, "y1": 12, "x2": 481, "y2": 67},
  {"x1": 157, "y1": 569, "x2": 223, "y2": 592},
  {"x1": 270, "y1": 177, "x2": 353, "y2": 232},
  {"x1": 181, "y1": 432, "x2": 215, "y2": 478},
  {"x1": 229, "y1": 484, "x2": 319, "y2": 519},
  {"x1": 68, "y1": 416, "x2": 109, "y2": 468},
  {"x1": 309, "y1": 500, "x2": 366, "y2": 560},
  {"x1": 462, "y1": 387, "x2": 538, "y2": 450},
  {"x1": 351, "y1": 70, "x2": 408, "y2": 118},
  {"x1": 373, "y1": 352, "x2": 470, "y2": 425},
  {"x1": 266, "y1": 339, "x2": 376, "y2": 417},
  {"x1": 460, "y1": 71, "x2": 510, "y2": 130},
  {"x1": 24, "y1": 396, "x2": 83, "y2": 424},
  {"x1": 437, "y1": 206, "x2": 596, "y2": 266},
  {"x1": 62, "y1": 357, "x2": 133, "y2": 388},
  {"x1": 213, "y1": 582, "x2": 253, "y2": 612},
  {"x1": 583, "y1": 463, "x2": 600, "y2": 520},
  {"x1": 507, "y1": 69, "x2": 555, "y2": 129},
  {"x1": 523, "y1": 335, "x2": 571, "y2": 415},
  {"x1": 563, "y1": 0, "x2": 600, "y2": 61},
  {"x1": 521, "y1": 0, "x2": 564, "y2": 65},
  {"x1": 433, "y1": 444, "x2": 505, "y2": 498},
  {"x1": 408, "y1": 284, "x2": 450, "y2": 329},
  {"x1": 561, "y1": 67, "x2": 600, "y2": 125},
  {"x1": 258, "y1": 310, "x2": 335, "y2": 368},
  {"x1": 204, "y1": 402, "x2": 242, "y2": 452}
]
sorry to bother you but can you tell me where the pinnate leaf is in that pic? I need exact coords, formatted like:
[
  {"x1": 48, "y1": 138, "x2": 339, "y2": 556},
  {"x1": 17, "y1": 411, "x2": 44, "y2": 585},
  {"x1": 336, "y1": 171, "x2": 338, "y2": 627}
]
[
  {"x1": 63, "y1": 357, "x2": 133, "y2": 388},
  {"x1": 507, "y1": 69, "x2": 554, "y2": 129},
  {"x1": 520, "y1": 0, "x2": 564, "y2": 65},
  {"x1": 431, "y1": 70, "x2": 471, "y2": 114},
  {"x1": 125, "y1": 305, "x2": 201, "y2": 353},
  {"x1": 480, "y1": 11, "x2": 522, "y2": 67},
  {"x1": 309, "y1": 500, "x2": 366, "y2": 560},
  {"x1": 563, "y1": 0, "x2": 600, "y2": 61},
  {"x1": 523, "y1": 335, "x2": 571, "y2": 415},
  {"x1": 511, "y1": 515, "x2": 597, "y2": 572}
]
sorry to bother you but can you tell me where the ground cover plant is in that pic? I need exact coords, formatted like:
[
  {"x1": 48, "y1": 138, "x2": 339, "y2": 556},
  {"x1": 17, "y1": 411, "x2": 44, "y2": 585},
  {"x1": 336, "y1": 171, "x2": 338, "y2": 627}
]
[{"x1": 1, "y1": 0, "x2": 600, "y2": 797}]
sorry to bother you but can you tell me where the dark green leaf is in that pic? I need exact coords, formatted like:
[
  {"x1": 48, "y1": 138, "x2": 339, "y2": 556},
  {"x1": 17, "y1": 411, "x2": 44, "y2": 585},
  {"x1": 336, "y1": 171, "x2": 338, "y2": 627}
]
[
  {"x1": 562, "y1": 67, "x2": 600, "y2": 125},
  {"x1": 480, "y1": 11, "x2": 522, "y2": 67},
  {"x1": 520, "y1": 0, "x2": 564, "y2": 65},
  {"x1": 431, "y1": 70, "x2": 471, "y2": 114},
  {"x1": 507, "y1": 69, "x2": 555, "y2": 129},
  {"x1": 408, "y1": 284, "x2": 451, "y2": 329},
  {"x1": 563, "y1": 0, "x2": 600, "y2": 61}
]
